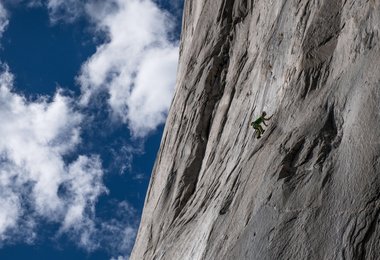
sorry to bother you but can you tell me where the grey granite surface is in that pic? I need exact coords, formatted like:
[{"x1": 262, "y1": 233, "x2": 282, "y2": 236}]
[{"x1": 131, "y1": 0, "x2": 380, "y2": 259}]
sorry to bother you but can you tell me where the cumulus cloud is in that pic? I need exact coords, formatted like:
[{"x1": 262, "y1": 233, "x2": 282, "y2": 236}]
[
  {"x1": 44, "y1": 0, "x2": 179, "y2": 136},
  {"x1": 0, "y1": 63, "x2": 137, "y2": 255},
  {"x1": 0, "y1": 64, "x2": 138, "y2": 255},
  {"x1": 77, "y1": 0, "x2": 179, "y2": 137},
  {"x1": 0, "y1": 65, "x2": 108, "y2": 245}
]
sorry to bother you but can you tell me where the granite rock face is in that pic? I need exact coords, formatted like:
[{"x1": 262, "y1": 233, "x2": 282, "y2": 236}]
[{"x1": 131, "y1": 0, "x2": 380, "y2": 259}]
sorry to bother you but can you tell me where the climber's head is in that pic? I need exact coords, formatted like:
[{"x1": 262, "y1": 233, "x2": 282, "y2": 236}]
[{"x1": 262, "y1": 111, "x2": 267, "y2": 117}]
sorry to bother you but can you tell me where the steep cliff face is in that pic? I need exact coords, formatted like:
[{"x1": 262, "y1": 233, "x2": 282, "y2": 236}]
[{"x1": 131, "y1": 0, "x2": 380, "y2": 259}]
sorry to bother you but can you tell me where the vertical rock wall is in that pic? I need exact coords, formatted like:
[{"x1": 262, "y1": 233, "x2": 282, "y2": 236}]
[{"x1": 131, "y1": 0, "x2": 380, "y2": 259}]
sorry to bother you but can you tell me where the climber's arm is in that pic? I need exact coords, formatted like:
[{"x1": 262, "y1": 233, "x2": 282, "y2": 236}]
[{"x1": 264, "y1": 115, "x2": 273, "y2": 121}]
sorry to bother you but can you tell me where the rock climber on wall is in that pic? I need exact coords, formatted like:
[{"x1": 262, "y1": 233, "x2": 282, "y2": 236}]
[{"x1": 251, "y1": 111, "x2": 272, "y2": 139}]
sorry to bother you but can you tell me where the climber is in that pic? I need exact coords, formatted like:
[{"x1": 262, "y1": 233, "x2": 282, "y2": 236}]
[{"x1": 250, "y1": 111, "x2": 272, "y2": 139}]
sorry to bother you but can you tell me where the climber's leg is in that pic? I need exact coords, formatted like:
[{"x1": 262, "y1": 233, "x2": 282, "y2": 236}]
[
  {"x1": 253, "y1": 125, "x2": 261, "y2": 139},
  {"x1": 258, "y1": 124, "x2": 265, "y2": 135}
]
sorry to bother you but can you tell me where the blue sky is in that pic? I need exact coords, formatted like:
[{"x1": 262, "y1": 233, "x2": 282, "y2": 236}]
[{"x1": 0, "y1": 0, "x2": 183, "y2": 259}]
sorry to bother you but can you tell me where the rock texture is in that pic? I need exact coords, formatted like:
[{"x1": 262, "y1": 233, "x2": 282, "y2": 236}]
[{"x1": 131, "y1": 0, "x2": 380, "y2": 259}]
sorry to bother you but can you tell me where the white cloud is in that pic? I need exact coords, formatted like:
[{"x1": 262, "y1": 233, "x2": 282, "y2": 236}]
[
  {"x1": 0, "y1": 2, "x2": 9, "y2": 39},
  {"x1": 0, "y1": 64, "x2": 139, "y2": 256},
  {"x1": 0, "y1": 194, "x2": 20, "y2": 240},
  {"x1": 62, "y1": 200, "x2": 138, "y2": 257},
  {"x1": 77, "y1": 0, "x2": 179, "y2": 137},
  {"x1": 44, "y1": 0, "x2": 180, "y2": 137},
  {"x1": 46, "y1": 0, "x2": 84, "y2": 23},
  {"x1": 0, "y1": 65, "x2": 107, "y2": 245},
  {"x1": 62, "y1": 155, "x2": 105, "y2": 230}
]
